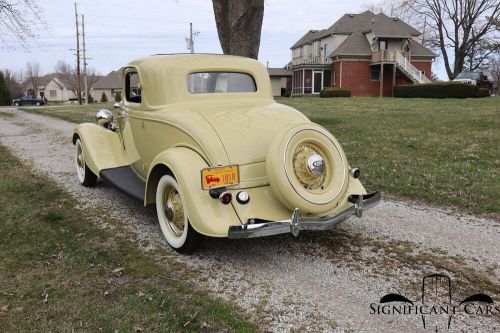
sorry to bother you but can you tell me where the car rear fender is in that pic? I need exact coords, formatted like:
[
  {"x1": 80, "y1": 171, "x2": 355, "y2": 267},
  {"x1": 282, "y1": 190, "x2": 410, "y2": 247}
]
[
  {"x1": 145, "y1": 147, "x2": 241, "y2": 237},
  {"x1": 72, "y1": 123, "x2": 128, "y2": 176}
]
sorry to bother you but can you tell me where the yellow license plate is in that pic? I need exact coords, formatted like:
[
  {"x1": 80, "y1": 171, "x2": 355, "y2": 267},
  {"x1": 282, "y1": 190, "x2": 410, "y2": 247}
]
[{"x1": 201, "y1": 165, "x2": 240, "y2": 190}]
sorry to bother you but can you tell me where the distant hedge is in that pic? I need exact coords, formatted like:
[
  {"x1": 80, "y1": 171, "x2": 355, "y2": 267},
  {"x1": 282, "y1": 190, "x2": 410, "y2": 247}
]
[
  {"x1": 393, "y1": 82, "x2": 488, "y2": 98},
  {"x1": 477, "y1": 88, "x2": 491, "y2": 98},
  {"x1": 320, "y1": 88, "x2": 351, "y2": 98}
]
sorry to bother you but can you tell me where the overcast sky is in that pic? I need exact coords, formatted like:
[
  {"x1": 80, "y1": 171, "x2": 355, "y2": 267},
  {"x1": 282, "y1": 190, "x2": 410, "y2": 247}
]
[{"x1": 0, "y1": 0, "x2": 447, "y2": 79}]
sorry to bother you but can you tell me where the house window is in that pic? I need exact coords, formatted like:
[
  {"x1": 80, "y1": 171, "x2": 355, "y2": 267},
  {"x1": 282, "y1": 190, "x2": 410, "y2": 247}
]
[
  {"x1": 371, "y1": 69, "x2": 380, "y2": 81},
  {"x1": 302, "y1": 44, "x2": 308, "y2": 57},
  {"x1": 292, "y1": 70, "x2": 303, "y2": 95},
  {"x1": 304, "y1": 69, "x2": 312, "y2": 94},
  {"x1": 332, "y1": 71, "x2": 336, "y2": 85},
  {"x1": 49, "y1": 90, "x2": 57, "y2": 97},
  {"x1": 312, "y1": 41, "x2": 319, "y2": 57},
  {"x1": 111, "y1": 89, "x2": 122, "y2": 97},
  {"x1": 323, "y1": 70, "x2": 332, "y2": 88},
  {"x1": 379, "y1": 39, "x2": 388, "y2": 50}
]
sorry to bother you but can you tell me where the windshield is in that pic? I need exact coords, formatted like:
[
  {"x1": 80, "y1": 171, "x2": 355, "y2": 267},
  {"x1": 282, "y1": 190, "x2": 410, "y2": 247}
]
[
  {"x1": 187, "y1": 72, "x2": 256, "y2": 94},
  {"x1": 456, "y1": 72, "x2": 480, "y2": 79}
]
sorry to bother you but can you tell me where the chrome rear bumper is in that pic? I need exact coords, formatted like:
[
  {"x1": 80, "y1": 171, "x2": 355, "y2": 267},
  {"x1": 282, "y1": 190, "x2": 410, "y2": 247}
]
[{"x1": 227, "y1": 191, "x2": 381, "y2": 239}]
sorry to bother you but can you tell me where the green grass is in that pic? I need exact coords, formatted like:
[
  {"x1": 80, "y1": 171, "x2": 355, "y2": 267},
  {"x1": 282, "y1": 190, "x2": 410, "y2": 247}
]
[
  {"x1": 0, "y1": 144, "x2": 256, "y2": 332},
  {"x1": 277, "y1": 97, "x2": 499, "y2": 215},
  {"x1": 20, "y1": 103, "x2": 114, "y2": 123},
  {"x1": 19, "y1": 97, "x2": 499, "y2": 216}
]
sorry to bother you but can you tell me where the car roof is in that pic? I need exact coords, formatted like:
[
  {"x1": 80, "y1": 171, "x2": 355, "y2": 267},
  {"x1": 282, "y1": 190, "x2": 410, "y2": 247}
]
[{"x1": 125, "y1": 54, "x2": 272, "y2": 107}]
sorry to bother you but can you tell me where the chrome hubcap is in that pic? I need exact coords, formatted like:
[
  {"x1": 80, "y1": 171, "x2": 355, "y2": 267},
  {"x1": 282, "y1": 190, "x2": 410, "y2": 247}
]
[
  {"x1": 307, "y1": 153, "x2": 325, "y2": 176},
  {"x1": 163, "y1": 187, "x2": 185, "y2": 237}
]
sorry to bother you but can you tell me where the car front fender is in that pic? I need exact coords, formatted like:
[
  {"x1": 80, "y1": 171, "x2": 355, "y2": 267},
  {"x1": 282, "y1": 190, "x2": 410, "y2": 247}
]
[
  {"x1": 73, "y1": 123, "x2": 128, "y2": 176},
  {"x1": 145, "y1": 147, "x2": 242, "y2": 237}
]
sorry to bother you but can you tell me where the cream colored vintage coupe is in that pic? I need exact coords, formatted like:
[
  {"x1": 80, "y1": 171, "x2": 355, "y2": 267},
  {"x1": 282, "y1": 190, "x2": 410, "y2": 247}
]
[{"x1": 73, "y1": 54, "x2": 380, "y2": 252}]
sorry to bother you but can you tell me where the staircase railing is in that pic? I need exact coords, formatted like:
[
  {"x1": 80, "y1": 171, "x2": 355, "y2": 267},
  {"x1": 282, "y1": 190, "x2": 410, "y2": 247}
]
[
  {"x1": 394, "y1": 51, "x2": 431, "y2": 84},
  {"x1": 394, "y1": 51, "x2": 431, "y2": 83}
]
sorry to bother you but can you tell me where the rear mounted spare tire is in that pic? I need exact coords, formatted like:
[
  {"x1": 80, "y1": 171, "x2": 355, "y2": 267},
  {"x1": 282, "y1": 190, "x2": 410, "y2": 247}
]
[{"x1": 266, "y1": 123, "x2": 349, "y2": 215}]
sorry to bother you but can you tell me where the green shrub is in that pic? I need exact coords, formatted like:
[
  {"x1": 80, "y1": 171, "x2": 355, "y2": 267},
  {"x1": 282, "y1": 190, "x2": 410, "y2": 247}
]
[
  {"x1": 281, "y1": 88, "x2": 291, "y2": 97},
  {"x1": 100, "y1": 92, "x2": 108, "y2": 103},
  {"x1": 320, "y1": 88, "x2": 351, "y2": 98},
  {"x1": 0, "y1": 71, "x2": 12, "y2": 106},
  {"x1": 114, "y1": 92, "x2": 122, "y2": 102},
  {"x1": 477, "y1": 88, "x2": 491, "y2": 98},
  {"x1": 393, "y1": 82, "x2": 479, "y2": 98}
]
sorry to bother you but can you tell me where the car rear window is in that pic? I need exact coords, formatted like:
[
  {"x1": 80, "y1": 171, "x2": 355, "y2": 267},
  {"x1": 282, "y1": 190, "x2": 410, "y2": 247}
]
[{"x1": 187, "y1": 72, "x2": 256, "y2": 94}]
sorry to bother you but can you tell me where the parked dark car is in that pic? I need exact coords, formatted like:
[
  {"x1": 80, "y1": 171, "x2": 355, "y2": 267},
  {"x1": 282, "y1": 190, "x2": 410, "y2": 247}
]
[
  {"x1": 12, "y1": 95, "x2": 47, "y2": 106},
  {"x1": 453, "y1": 71, "x2": 493, "y2": 92}
]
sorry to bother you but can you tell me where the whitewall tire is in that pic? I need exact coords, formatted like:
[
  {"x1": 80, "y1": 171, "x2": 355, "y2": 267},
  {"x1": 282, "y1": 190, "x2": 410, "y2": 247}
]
[
  {"x1": 75, "y1": 138, "x2": 97, "y2": 187},
  {"x1": 156, "y1": 174, "x2": 199, "y2": 253}
]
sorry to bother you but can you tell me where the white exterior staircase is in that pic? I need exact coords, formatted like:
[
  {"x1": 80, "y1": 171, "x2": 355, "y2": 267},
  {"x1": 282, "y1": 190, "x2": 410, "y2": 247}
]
[{"x1": 395, "y1": 51, "x2": 431, "y2": 84}]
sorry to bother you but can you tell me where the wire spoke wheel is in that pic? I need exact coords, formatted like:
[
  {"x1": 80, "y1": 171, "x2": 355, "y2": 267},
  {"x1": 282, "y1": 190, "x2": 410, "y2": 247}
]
[
  {"x1": 162, "y1": 186, "x2": 185, "y2": 237},
  {"x1": 292, "y1": 143, "x2": 328, "y2": 191},
  {"x1": 155, "y1": 174, "x2": 199, "y2": 253},
  {"x1": 75, "y1": 138, "x2": 97, "y2": 187}
]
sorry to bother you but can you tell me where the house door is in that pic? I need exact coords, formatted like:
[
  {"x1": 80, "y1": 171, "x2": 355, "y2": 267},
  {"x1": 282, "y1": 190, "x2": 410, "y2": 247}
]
[{"x1": 313, "y1": 71, "x2": 323, "y2": 94}]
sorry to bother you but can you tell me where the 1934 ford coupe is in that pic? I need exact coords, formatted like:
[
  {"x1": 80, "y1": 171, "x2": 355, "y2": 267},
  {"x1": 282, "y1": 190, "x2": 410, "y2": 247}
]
[{"x1": 73, "y1": 54, "x2": 381, "y2": 253}]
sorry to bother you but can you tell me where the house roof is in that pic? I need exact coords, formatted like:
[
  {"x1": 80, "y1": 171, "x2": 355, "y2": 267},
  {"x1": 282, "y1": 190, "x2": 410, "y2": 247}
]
[
  {"x1": 25, "y1": 73, "x2": 74, "y2": 89},
  {"x1": 290, "y1": 30, "x2": 325, "y2": 49},
  {"x1": 407, "y1": 40, "x2": 437, "y2": 57},
  {"x1": 93, "y1": 72, "x2": 121, "y2": 89},
  {"x1": 267, "y1": 68, "x2": 292, "y2": 77},
  {"x1": 291, "y1": 11, "x2": 435, "y2": 58}
]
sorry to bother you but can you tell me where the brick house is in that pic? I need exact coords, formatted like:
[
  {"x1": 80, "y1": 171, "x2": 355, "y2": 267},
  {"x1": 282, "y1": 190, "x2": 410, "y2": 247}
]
[{"x1": 289, "y1": 11, "x2": 436, "y2": 97}]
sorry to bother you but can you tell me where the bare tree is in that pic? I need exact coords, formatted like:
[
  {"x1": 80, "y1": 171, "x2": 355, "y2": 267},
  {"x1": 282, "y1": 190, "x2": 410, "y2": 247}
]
[
  {"x1": 361, "y1": 0, "x2": 424, "y2": 31},
  {"x1": 2, "y1": 68, "x2": 23, "y2": 98},
  {"x1": 84, "y1": 68, "x2": 99, "y2": 102},
  {"x1": 408, "y1": 0, "x2": 500, "y2": 79},
  {"x1": 488, "y1": 55, "x2": 500, "y2": 95},
  {"x1": 212, "y1": 0, "x2": 265, "y2": 59},
  {"x1": 55, "y1": 60, "x2": 99, "y2": 99},
  {"x1": 54, "y1": 60, "x2": 79, "y2": 95},
  {"x1": 24, "y1": 61, "x2": 41, "y2": 96},
  {"x1": 0, "y1": 0, "x2": 46, "y2": 46}
]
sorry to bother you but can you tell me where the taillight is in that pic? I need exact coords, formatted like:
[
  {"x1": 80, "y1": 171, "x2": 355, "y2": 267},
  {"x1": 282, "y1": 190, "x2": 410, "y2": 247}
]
[{"x1": 219, "y1": 192, "x2": 232, "y2": 205}]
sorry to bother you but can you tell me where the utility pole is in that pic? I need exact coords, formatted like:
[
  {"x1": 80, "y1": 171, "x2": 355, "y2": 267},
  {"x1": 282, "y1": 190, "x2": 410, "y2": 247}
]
[
  {"x1": 82, "y1": 14, "x2": 88, "y2": 105},
  {"x1": 190, "y1": 22, "x2": 193, "y2": 53},
  {"x1": 186, "y1": 23, "x2": 200, "y2": 54},
  {"x1": 74, "y1": 2, "x2": 82, "y2": 105}
]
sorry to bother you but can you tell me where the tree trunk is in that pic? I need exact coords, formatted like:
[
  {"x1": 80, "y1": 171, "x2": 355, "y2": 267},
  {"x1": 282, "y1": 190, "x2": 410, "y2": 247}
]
[{"x1": 212, "y1": 0, "x2": 264, "y2": 59}]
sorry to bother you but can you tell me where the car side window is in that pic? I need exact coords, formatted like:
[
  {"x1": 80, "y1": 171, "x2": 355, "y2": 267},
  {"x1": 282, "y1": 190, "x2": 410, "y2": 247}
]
[{"x1": 125, "y1": 71, "x2": 141, "y2": 104}]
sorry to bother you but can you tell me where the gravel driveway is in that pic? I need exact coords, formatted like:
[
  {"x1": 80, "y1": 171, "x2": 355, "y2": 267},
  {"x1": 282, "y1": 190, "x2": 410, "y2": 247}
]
[{"x1": 0, "y1": 108, "x2": 498, "y2": 332}]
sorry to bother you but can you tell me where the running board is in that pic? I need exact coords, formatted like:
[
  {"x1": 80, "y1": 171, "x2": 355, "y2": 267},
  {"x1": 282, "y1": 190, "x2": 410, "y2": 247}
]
[{"x1": 100, "y1": 166, "x2": 145, "y2": 201}]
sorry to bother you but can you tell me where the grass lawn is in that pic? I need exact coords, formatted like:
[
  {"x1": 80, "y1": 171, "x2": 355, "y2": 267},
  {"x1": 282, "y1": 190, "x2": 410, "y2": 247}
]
[
  {"x1": 19, "y1": 97, "x2": 499, "y2": 216},
  {"x1": 0, "y1": 144, "x2": 255, "y2": 332},
  {"x1": 20, "y1": 103, "x2": 114, "y2": 123},
  {"x1": 277, "y1": 97, "x2": 499, "y2": 216}
]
